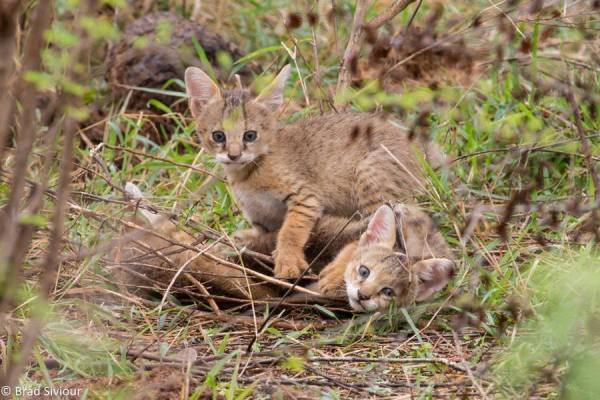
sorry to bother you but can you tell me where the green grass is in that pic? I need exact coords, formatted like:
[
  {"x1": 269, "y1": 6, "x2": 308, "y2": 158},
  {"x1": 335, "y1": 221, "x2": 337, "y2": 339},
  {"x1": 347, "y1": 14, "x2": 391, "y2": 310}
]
[{"x1": 1, "y1": 0, "x2": 599, "y2": 398}]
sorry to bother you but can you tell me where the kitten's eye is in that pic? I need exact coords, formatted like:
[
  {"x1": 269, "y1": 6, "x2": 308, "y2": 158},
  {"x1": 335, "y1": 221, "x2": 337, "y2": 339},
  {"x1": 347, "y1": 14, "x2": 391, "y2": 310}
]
[
  {"x1": 358, "y1": 265, "x2": 370, "y2": 279},
  {"x1": 212, "y1": 130, "x2": 226, "y2": 143},
  {"x1": 243, "y1": 130, "x2": 257, "y2": 142},
  {"x1": 380, "y1": 287, "x2": 394, "y2": 297}
]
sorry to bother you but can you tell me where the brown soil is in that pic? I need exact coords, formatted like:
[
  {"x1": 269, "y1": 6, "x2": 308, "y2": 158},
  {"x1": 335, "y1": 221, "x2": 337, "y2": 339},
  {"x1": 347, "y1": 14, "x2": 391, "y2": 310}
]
[{"x1": 105, "y1": 11, "x2": 255, "y2": 112}]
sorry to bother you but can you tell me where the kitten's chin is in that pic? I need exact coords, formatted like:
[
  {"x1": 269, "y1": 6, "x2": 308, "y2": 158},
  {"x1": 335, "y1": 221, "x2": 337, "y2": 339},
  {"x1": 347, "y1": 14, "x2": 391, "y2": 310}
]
[{"x1": 348, "y1": 297, "x2": 364, "y2": 311}]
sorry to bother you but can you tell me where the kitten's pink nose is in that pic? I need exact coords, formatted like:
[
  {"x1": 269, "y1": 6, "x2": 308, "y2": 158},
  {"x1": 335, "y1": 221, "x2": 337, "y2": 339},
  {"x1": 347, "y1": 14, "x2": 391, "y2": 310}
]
[
  {"x1": 227, "y1": 142, "x2": 242, "y2": 161},
  {"x1": 357, "y1": 290, "x2": 370, "y2": 301}
]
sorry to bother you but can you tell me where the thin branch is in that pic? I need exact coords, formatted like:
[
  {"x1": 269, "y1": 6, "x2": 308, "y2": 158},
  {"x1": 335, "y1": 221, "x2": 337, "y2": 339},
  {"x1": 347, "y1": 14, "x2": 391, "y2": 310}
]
[
  {"x1": 0, "y1": 0, "x2": 54, "y2": 257},
  {"x1": 336, "y1": 0, "x2": 368, "y2": 95},
  {"x1": 184, "y1": 272, "x2": 221, "y2": 314},
  {"x1": 452, "y1": 330, "x2": 489, "y2": 398},
  {"x1": 366, "y1": 0, "x2": 417, "y2": 30},
  {"x1": 0, "y1": 0, "x2": 21, "y2": 161},
  {"x1": 336, "y1": 0, "x2": 417, "y2": 96}
]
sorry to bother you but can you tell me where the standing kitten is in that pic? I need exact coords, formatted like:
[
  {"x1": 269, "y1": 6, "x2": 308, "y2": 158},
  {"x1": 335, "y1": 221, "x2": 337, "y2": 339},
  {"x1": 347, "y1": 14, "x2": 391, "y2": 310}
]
[
  {"x1": 185, "y1": 65, "x2": 445, "y2": 278},
  {"x1": 318, "y1": 204, "x2": 455, "y2": 311}
]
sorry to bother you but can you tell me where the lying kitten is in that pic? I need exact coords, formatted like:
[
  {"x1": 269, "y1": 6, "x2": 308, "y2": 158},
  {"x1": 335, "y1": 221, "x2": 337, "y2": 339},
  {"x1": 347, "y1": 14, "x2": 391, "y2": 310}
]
[
  {"x1": 184, "y1": 65, "x2": 445, "y2": 278},
  {"x1": 112, "y1": 183, "x2": 370, "y2": 299},
  {"x1": 318, "y1": 204, "x2": 455, "y2": 311},
  {"x1": 115, "y1": 186, "x2": 454, "y2": 311}
]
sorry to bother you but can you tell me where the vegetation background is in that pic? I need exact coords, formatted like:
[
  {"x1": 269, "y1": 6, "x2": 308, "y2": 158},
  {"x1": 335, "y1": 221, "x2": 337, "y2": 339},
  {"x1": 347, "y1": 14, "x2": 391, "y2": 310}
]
[{"x1": 0, "y1": 0, "x2": 599, "y2": 398}]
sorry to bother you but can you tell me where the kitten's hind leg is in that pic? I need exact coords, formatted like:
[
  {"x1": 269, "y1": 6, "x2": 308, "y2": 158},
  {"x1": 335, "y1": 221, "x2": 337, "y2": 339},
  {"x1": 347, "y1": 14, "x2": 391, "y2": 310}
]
[{"x1": 113, "y1": 184, "x2": 278, "y2": 300}]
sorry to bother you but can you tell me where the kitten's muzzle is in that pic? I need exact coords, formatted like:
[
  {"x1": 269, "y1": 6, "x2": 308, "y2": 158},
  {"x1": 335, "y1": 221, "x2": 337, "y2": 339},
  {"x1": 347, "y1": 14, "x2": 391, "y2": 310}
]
[
  {"x1": 216, "y1": 153, "x2": 256, "y2": 165},
  {"x1": 227, "y1": 142, "x2": 242, "y2": 161},
  {"x1": 357, "y1": 290, "x2": 370, "y2": 301}
]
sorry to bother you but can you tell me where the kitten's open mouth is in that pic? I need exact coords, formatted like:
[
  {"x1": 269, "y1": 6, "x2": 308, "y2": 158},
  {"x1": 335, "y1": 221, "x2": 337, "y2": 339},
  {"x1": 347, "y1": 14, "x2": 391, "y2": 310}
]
[{"x1": 349, "y1": 297, "x2": 365, "y2": 311}]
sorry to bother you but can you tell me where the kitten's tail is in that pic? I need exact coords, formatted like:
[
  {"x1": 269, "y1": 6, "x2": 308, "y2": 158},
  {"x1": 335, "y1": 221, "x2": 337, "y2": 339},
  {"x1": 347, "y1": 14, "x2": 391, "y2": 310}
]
[{"x1": 124, "y1": 182, "x2": 171, "y2": 229}]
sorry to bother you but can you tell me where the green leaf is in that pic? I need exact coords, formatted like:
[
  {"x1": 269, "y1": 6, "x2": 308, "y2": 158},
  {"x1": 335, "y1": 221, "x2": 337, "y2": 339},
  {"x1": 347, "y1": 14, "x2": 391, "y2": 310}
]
[
  {"x1": 231, "y1": 45, "x2": 282, "y2": 75},
  {"x1": 65, "y1": 106, "x2": 90, "y2": 121},
  {"x1": 45, "y1": 24, "x2": 79, "y2": 48},
  {"x1": 102, "y1": 0, "x2": 125, "y2": 6},
  {"x1": 24, "y1": 71, "x2": 55, "y2": 91},
  {"x1": 158, "y1": 342, "x2": 169, "y2": 360},
  {"x1": 313, "y1": 304, "x2": 339, "y2": 320},
  {"x1": 191, "y1": 36, "x2": 217, "y2": 81},
  {"x1": 81, "y1": 16, "x2": 119, "y2": 40},
  {"x1": 147, "y1": 99, "x2": 173, "y2": 114},
  {"x1": 157, "y1": 312, "x2": 168, "y2": 329},
  {"x1": 281, "y1": 355, "x2": 305, "y2": 373},
  {"x1": 217, "y1": 333, "x2": 230, "y2": 354},
  {"x1": 62, "y1": 78, "x2": 87, "y2": 97},
  {"x1": 123, "y1": 85, "x2": 186, "y2": 98},
  {"x1": 19, "y1": 213, "x2": 48, "y2": 227},
  {"x1": 156, "y1": 20, "x2": 173, "y2": 44},
  {"x1": 401, "y1": 308, "x2": 423, "y2": 343},
  {"x1": 204, "y1": 351, "x2": 238, "y2": 389},
  {"x1": 216, "y1": 51, "x2": 233, "y2": 72}
]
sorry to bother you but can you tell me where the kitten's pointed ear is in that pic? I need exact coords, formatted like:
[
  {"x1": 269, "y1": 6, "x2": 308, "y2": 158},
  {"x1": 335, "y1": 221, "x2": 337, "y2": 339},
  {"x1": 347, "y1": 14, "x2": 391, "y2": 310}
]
[
  {"x1": 359, "y1": 205, "x2": 396, "y2": 249},
  {"x1": 413, "y1": 258, "x2": 455, "y2": 301},
  {"x1": 185, "y1": 67, "x2": 221, "y2": 117},
  {"x1": 255, "y1": 64, "x2": 291, "y2": 110}
]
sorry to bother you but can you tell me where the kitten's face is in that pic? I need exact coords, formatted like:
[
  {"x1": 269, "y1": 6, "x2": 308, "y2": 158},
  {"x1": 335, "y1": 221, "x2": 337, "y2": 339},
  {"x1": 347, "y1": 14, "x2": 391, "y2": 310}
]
[
  {"x1": 185, "y1": 66, "x2": 290, "y2": 167},
  {"x1": 343, "y1": 205, "x2": 455, "y2": 312},
  {"x1": 344, "y1": 246, "x2": 416, "y2": 312}
]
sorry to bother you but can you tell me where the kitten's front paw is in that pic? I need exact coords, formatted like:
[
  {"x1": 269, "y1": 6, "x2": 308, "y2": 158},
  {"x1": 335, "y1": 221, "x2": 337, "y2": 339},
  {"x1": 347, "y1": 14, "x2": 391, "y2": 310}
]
[
  {"x1": 318, "y1": 267, "x2": 346, "y2": 297},
  {"x1": 273, "y1": 252, "x2": 309, "y2": 279}
]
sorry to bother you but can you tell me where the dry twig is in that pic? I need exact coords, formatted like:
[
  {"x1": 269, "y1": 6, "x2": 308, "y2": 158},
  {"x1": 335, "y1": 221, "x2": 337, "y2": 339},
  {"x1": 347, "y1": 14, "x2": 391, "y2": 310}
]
[{"x1": 336, "y1": 0, "x2": 417, "y2": 96}]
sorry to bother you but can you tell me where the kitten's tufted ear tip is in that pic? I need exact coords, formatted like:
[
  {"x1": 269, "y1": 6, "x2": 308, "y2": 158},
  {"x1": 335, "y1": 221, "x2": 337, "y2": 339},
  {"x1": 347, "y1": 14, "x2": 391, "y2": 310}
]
[
  {"x1": 255, "y1": 64, "x2": 292, "y2": 110},
  {"x1": 184, "y1": 66, "x2": 201, "y2": 81},
  {"x1": 185, "y1": 67, "x2": 221, "y2": 117},
  {"x1": 185, "y1": 67, "x2": 212, "y2": 90},
  {"x1": 359, "y1": 205, "x2": 396, "y2": 249}
]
